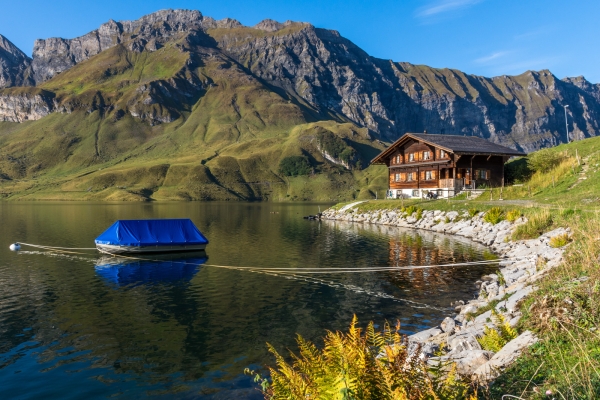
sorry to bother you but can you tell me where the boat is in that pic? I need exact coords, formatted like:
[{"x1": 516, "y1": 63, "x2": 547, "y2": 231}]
[{"x1": 95, "y1": 219, "x2": 209, "y2": 254}]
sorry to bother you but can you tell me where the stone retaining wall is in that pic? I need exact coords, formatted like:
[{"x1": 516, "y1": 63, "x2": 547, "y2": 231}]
[{"x1": 321, "y1": 205, "x2": 568, "y2": 380}]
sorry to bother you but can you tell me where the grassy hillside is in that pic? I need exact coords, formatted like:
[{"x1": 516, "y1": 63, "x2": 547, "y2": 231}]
[{"x1": 0, "y1": 32, "x2": 389, "y2": 201}]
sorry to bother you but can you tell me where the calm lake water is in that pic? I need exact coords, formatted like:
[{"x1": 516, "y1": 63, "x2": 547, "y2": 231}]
[{"x1": 0, "y1": 202, "x2": 497, "y2": 399}]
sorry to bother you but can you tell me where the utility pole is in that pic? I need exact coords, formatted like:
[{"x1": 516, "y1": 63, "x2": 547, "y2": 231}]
[{"x1": 563, "y1": 105, "x2": 570, "y2": 143}]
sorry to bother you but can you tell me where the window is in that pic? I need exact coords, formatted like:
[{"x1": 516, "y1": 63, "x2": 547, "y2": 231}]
[
  {"x1": 396, "y1": 155, "x2": 401, "y2": 164},
  {"x1": 412, "y1": 190, "x2": 420, "y2": 197},
  {"x1": 425, "y1": 170, "x2": 432, "y2": 180},
  {"x1": 423, "y1": 151, "x2": 430, "y2": 160},
  {"x1": 409, "y1": 153, "x2": 415, "y2": 162},
  {"x1": 476, "y1": 169, "x2": 490, "y2": 179},
  {"x1": 394, "y1": 173, "x2": 400, "y2": 182},
  {"x1": 407, "y1": 172, "x2": 414, "y2": 181},
  {"x1": 440, "y1": 150, "x2": 446, "y2": 158}
]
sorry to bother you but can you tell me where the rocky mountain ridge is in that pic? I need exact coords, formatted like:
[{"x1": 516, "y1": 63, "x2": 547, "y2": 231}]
[
  {"x1": 0, "y1": 9, "x2": 599, "y2": 201},
  {"x1": 1, "y1": 9, "x2": 599, "y2": 152},
  {"x1": 0, "y1": 35, "x2": 33, "y2": 88}
]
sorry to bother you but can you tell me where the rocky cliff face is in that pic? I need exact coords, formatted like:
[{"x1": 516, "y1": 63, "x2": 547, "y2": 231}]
[
  {"x1": 0, "y1": 35, "x2": 33, "y2": 89},
  {"x1": 212, "y1": 24, "x2": 600, "y2": 151},
  {"x1": 1, "y1": 9, "x2": 599, "y2": 153},
  {"x1": 29, "y1": 9, "x2": 241, "y2": 83},
  {"x1": 0, "y1": 89, "x2": 54, "y2": 122}
]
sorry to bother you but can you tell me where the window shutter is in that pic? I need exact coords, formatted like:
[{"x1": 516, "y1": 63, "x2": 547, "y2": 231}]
[
  {"x1": 420, "y1": 171, "x2": 425, "y2": 180},
  {"x1": 432, "y1": 170, "x2": 436, "y2": 179},
  {"x1": 486, "y1": 170, "x2": 491, "y2": 179},
  {"x1": 400, "y1": 173, "x2": 405, "y2": 181}
]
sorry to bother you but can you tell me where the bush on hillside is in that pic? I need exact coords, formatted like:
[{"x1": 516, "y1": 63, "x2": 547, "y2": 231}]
[
  {"x1": 484, "y1": 207, "x2": 505, "y2": 224},
  {"x1": 279, "y1": 156, "x2": 313, "y2": 176},
  {"x1": 504, "y1": 157, "x2": 532, "y2": 183},
  {"x1": 506, "y1": 209, "x2": 521, "y2": 222},
  {"x1": 527, "y1": 149, "x2": 565, "y2": 173},
  {"x1": 315, "y1": 128, "x2": 358, "y2": 168},
  {"x1": 512, "y1": 209, "x2": 553, "y2": 240}
]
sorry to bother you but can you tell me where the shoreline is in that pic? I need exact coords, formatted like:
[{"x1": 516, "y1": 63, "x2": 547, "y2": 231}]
[{"x1": 321, "y1": 204, "x2": 568, "y2": 380}]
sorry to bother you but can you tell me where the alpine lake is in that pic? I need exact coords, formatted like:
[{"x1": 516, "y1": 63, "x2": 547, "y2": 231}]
[{"x1": 0, "y1": 202, "x2": 498, "y2": 399}]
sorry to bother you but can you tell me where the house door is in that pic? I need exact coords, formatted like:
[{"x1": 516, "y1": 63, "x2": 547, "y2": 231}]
[{"x1": 464, "y1": 169, "x2": 471, "y2": 185}]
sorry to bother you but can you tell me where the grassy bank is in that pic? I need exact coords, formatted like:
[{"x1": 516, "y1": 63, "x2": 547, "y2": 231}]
[{"x1": 261, "y1": 137, "x2": 600, "y2": 398}]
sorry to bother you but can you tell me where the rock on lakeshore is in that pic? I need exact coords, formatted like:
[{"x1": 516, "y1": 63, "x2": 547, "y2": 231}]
[{"x1": 322, "y1": 205, "x2": 568, "y2": 379}]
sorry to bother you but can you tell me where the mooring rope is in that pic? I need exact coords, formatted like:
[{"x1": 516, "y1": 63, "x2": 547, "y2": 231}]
[
  {"x1": 18, "y1": 242, "x2": 97, "y2": 251},
  {"x1": 14, "y1": 241, "x2": 528, "y2": 274},
  {"x1": 13, "y1": 241, "x2": 525, "y2": 312}
]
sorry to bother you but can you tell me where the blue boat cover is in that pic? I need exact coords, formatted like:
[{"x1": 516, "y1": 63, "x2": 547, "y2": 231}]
[{"x1": 95, "y1": 219, "x2": 209, "y2": 247}]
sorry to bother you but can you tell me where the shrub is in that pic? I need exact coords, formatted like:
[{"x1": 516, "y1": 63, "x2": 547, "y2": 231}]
[
  {"x1": 279, "y1": 156, "x2": 312, "y2": 176},
  {"x1": 468, "y1": 208, "x2": 479, "y2": 217},
  {"x1": 477, "y1": 310, "x2": 518, "y2": 352},
  {"x1": 506, "y1": 209, "x2": 521, "y2": 222},
  {"x1": 512, "y1": 209, "x2": 553, "y2": 240},
  {"x1": 483, "y1": 207, "x2": 505, "y2": 224},
  {"x1": 250, "y1": 316, "x2": 474, "y2": 399},
  {"x1": 527, "y1": 148, "x2": 565, "y2": 173},
  {"x1": 404, "y1": 205, "x2": 417, "y2": 216},
  {"x1": 315, "y1": 128, "x2": 357, "y2": 167},
  {"x1": 496, "y1": 270, "x2": 506, "y2": 287},
  {"x1": 504, "y1": 157, "x2": 532, "y2": 183},
  {"x1": 549, "y1": 233, "x2": 571, "y2": 248},
  {"x1": 415, "y1": 207, "x2": 423, "y2": 220},
  {"x1": 561, "y1": 208, "x2": 575, "y2": 218}
]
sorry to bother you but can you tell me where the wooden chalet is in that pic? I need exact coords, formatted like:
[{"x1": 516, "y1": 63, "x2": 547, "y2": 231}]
[{"x1": 371, "y1": 132, "x2": 526, "y2": 199}]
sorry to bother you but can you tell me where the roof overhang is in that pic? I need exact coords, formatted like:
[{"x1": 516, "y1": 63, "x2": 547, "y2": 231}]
[
  {"x1": 370, "y1": 133, "x2": 453, "y2": 164},
  {"x1": 371, "y1": 133, "x2": 526, "y2": 165}
]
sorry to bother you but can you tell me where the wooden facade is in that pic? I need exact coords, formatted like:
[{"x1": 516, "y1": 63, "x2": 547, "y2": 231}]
[{"x1": 372, "y1": 133, "x2": 526, "y2": 199}]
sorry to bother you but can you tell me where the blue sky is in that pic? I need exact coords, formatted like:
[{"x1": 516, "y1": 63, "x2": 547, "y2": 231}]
[{"x1": 2, "y1": 0, "x2": 599, "y2": 83}]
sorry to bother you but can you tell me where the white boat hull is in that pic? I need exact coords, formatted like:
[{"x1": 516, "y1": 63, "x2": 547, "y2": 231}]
[{"x1": 96, "y1": 244, "x2": 207, "y2": 255}]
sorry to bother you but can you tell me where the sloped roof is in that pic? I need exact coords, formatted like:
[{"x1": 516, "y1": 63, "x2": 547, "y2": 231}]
[{"x1": 371, "y1": 133, "x2": 526, "y2": 164}]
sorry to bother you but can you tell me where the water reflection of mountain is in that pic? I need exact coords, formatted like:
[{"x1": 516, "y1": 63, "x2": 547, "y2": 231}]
[{"x1": 94, "y1": 252, "x2": 207, "y2": 287}]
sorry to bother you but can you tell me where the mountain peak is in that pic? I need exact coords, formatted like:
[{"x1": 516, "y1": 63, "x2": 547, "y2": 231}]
[{"x1": 0, "y1": 34, "x2": 32, "y2": 88}]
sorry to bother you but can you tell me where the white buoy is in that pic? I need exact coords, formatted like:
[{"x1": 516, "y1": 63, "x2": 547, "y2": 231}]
[{"x1": 9, "y1": 243, "x2": 21, "y2": 251}]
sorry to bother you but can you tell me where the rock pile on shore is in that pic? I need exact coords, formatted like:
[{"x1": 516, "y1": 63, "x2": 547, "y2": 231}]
[{"x1": 321, "y1": 205, "x2": 568, "y2": 380}]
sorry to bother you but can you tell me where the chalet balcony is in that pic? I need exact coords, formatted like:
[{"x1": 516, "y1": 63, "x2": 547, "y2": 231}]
[{"x1": 439, "y1": 178, "x2": 465, "y2": 189}]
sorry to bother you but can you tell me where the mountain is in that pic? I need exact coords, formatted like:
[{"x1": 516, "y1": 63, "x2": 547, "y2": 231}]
[
  {"x1": 0, "y1": 34, "x2": 33, "y2": 88},
  {"x1": 0, "y1": 9, "x2": 598, "y2": 201}
]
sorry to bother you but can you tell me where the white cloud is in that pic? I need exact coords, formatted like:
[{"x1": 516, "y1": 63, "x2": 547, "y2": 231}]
[
  {"x1": 514, "y1": 26, "x2": 552, "y2": 40},
  {"x1": 475, "y1": 51, "x2": 511, "y2": 64},
  {"x1": 416, "y1": 0, "x2": 483, "y2": 18}
]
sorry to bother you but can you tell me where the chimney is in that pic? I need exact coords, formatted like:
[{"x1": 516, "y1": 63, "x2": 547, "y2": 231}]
[{"x1": 423, "y1": 129, "x2": 427, "y2": 134}]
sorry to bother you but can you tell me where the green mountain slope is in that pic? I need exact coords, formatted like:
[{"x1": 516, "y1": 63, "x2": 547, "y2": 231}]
[{"x1": 0, "y1": 31, "x2": 386, "y2": 201}]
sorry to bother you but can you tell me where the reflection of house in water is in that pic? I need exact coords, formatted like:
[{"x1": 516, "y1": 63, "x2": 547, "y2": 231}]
[
  {"x1": 320, "y1": 219, "x2": 497, "y2": 303},
  {"x1": 385, "y1": 231, "x2": 485, "y2": 292}
]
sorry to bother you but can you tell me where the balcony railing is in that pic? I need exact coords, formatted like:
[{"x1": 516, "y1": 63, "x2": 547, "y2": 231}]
[{"x1": 439, "y1": 178, "x2": 465, "y2": 189}]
